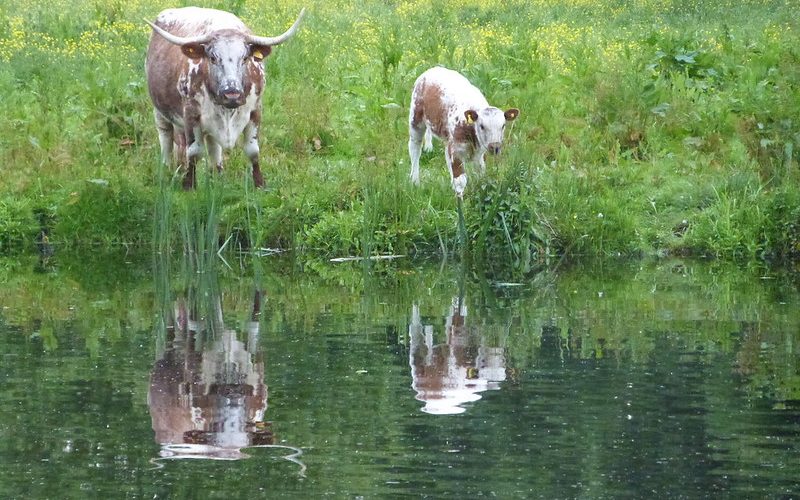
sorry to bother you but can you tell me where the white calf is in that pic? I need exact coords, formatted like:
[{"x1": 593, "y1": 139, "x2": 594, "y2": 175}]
[{"x1": 408, "y1": 66, "x2": 519, "y2": 197}]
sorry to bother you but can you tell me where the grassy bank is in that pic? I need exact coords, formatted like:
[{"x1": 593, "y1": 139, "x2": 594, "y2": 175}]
[{"x1": 1, "y1": 0, "x2": 799, "y2": 269}]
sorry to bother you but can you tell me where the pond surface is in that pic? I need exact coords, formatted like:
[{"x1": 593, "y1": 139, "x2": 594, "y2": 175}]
[{"x1": 1, "y1": 253, "x2": 799, "y2": 498}]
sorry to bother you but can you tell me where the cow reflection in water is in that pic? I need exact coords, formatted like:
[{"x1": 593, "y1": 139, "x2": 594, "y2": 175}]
[
  {"x1": 409, "y1": 296, "x2": 507, "y2": 415},
  {"x1": 148, "y1": 291, "x2": 273, "y2": 460}
]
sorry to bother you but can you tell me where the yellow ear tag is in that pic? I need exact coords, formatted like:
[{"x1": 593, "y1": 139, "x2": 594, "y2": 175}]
[
  {"x1": 253, "y1": 49, "x2": 263, "y2": 60},
  {"x1": 466, "y1": 114, "x2": 474, "y2": 125}
]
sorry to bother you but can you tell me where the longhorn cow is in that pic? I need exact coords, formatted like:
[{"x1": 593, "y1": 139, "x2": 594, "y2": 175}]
[{"x1": 145, "y1": 7, "x2": 305, "y2": 189}]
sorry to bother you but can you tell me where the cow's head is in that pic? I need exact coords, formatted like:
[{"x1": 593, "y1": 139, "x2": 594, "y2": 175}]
[
  {"x1": 147, "y1": 9, "x2": 305, "y2": 109},
  {"x1": 465, "y1": 107, "x2": 519, "y2": 155}
]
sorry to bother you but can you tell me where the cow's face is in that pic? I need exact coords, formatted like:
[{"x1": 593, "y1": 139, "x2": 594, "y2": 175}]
[
  {"x1": 465, "y1": 107, "x2": 519, "y2": 155},
  {"x1": 182, "y1": 32, "x2": 270, "y2": 109},
  {"x1": 147, "y1": 9, "x2": 305, "y2": 111}
]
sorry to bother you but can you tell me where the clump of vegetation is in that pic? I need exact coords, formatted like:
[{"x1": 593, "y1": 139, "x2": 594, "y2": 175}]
[
  {"x1": 1, "y1": 0, "x2": 799, "y2": 269},
  {"x1": 466, "y1": 163, "x2": 549, "y2": 274}
]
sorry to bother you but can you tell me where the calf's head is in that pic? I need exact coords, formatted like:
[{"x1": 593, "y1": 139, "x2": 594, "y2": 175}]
[
  {"x1": 465, "y1": 107, "x2": 520, "y2": 155},
  {"x1": 146, "y1": 9, "x2": 305, "y2": 109}
]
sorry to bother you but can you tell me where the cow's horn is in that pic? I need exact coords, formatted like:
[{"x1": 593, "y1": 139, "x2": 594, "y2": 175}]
[
  {"x1": 246, "y1": 8, "x2": 306, "y2": 47},
  {"x1": 145, "y1": 20, "x2": 213, "y2": 46}
]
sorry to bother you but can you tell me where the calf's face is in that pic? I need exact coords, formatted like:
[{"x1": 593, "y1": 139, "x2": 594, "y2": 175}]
[{"x1": 465, "y1": 107, "x2": 520, "y2": 155}]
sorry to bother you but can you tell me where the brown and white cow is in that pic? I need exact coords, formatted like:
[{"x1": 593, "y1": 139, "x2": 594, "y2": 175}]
[
  {"x1": 148, "y1": 290, "x2": 271, "y2": 460},
  {"x1": 408, "y1": 298, "x2": 507, "y2": 415},
  {"x1": 145, "y1": 7, "x2": 305, "y2": 189},
  {"x1": 408, "y1": 67, "x2": 519, "y2": 197}
]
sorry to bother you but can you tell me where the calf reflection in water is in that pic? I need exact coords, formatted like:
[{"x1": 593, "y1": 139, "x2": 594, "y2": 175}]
[
  {"x1": 148, "y1": 290, "x2": 302, "y2": 470},
  {"x1": 409, "y1": 297, "x2": 507, "y2": 415}
]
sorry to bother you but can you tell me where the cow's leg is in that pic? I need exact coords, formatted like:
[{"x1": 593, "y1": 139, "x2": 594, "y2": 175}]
[
  {"x1": 477, "y1": 151, "x2": 487, "y2": 175},
  {"x1": 174, "y1": 131, "x2": 187, "y2": 168},
  {"x1": 183, "y1": 125, "x2": 204, "y2": 190},
  {"x1": 205, "y1": 136, "x2": 223, "y2": 174},
  {"x1": 180, "y1": 103, "x2": 204, "y2": 190},
  {"x1": 423, "y1": 126, "x2": 434, "y2": 153},
  {"x1": 446, "y1": 144, "x2": 466, "y2": 198},
  {"x1": 154, "y1": 111, "x2": 174, "y2": 165},
  {"x1": 244, "y1": 112, "x2": 264, "y2": 188},
  {"x1": 409, "y1": 123, "x2": 425, "y2": 185}
]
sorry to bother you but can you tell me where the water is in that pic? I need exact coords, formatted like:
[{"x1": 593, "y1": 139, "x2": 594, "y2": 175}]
[{"x1": 1, "y1": 253, "x2": 798, "y2": 498}]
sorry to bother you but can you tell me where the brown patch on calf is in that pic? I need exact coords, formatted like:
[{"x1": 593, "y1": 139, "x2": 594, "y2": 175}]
[
  {"x1": 452, "y1": 121, "x2": 477, "y2": 149},
  {"x1": 412, "y1": 81, "x2": 450, "y2": 139},
  {"x1": 448, "y1": 144, "x2": 465, "y2": 178}
]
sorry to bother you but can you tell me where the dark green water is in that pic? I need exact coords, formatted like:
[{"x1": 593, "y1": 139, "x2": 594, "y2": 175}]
[{"x1": 1, "y1": 253, "x2": 798, "y2": 498}]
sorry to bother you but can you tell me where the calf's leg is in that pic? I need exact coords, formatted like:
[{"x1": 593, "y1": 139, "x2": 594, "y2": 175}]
[
  {"x1": 446, "y1": 144, "x2": 467, "y2": 198},
  {"x1": 409, "y1": 123, "x2": 426, "y2": 185},
  {"x1": 423, "y1": 127, "x2": 434, "y2": 153}
]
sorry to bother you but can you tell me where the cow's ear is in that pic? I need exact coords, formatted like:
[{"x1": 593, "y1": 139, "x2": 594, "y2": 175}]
[
  {"x1": 504, "y1": 108, "x2": 520, "y2": 121},
  {"x1": 250, "y1": 45, "x2": 272, "y2": 61},
  {"x1": 464, "y1": 110, "x2": 479, "y2": 125},
  {"x1": 182, "y1": 44, "x2": 205, "y2": 60}
]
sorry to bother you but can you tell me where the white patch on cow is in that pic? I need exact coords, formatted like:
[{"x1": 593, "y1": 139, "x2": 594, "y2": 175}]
[
  {"x1": 195, "y1": 84, "x2": 259, "y2": 150},
  {"x1": 157, "y1": 7, "x2": 247, "y2": 33},
  {"x1": 188, "y1": 59, "x2": 201, "y2": 77}
]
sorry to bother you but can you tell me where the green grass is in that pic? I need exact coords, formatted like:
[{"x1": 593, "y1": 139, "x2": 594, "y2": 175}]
[{"x1": 1, "y1": 0, "x2": 799, "y2": 271}]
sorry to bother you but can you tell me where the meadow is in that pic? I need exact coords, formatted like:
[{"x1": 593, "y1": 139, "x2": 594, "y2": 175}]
[{"x1": 1, "y1": 0, "x2": 799, "y2": 272}]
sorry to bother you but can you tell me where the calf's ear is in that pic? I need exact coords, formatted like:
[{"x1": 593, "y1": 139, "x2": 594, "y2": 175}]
[
  {"x1": 504, "y1": 108, "x2": 520, "y2": 121},
  {"x1": 182, "y1": 44, "x2": 205, "y2": 60},
  {"x1": 250, "y1": 45, "x2": 272, "y2": 61},
  {"x1": 464, "y1": 110, "x2": 479, "y2": 124}
]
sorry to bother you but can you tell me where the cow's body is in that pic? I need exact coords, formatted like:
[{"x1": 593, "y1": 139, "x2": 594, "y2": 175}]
[
  {"x1": 408, "y1": 298, "x2": 507, "y2": 415},
  {"x1": 145, "y1": 7, "x2": 304, "y2": 189},
  {"x1": 408, "y1": 67, "x2": 519, "y2": 197},
  {"x1": 149, "y1": 291, "x2": 271, "y2": 460}
]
